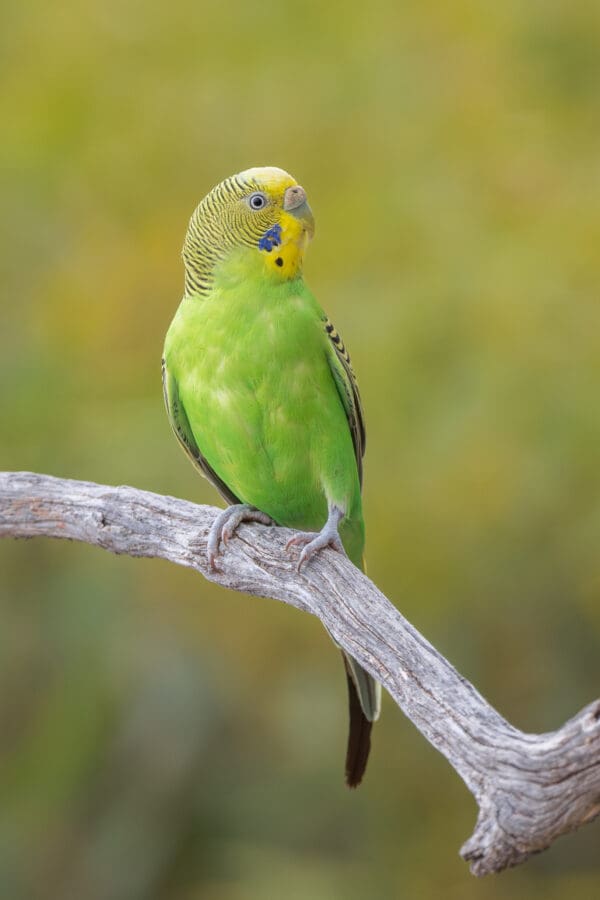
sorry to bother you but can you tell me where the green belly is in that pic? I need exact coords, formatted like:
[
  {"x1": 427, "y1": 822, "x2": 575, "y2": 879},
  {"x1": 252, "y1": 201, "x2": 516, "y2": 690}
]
[{"x1": 166, "y1": 283, "x2": 365, "y2": 565}]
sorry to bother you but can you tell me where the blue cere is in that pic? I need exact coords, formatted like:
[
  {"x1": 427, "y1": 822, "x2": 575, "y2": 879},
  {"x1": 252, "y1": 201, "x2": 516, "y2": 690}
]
[{"x1": 258, "y1": 224, "x2": 282, "y2": 252}]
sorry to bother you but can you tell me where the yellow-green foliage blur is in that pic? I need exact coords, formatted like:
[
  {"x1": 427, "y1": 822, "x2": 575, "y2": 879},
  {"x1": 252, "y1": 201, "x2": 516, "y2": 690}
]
[{"x1": 2, "y1": 2, "x2": 600, "y2": 898}]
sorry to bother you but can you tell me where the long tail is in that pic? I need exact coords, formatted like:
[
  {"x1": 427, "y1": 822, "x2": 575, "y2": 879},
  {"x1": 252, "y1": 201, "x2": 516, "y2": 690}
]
[
  {"x1": 342, "y1": 651, "x2": 380, "y2": 787},
  {"x1": 343, "y1": 655, "x2": 372, "y2": 787}
]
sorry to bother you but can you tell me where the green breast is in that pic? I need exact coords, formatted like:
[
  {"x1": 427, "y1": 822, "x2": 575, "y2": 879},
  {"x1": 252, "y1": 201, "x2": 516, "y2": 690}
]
[{"x1": 164, "y1": 276, "x2": 364, "y2": 563}]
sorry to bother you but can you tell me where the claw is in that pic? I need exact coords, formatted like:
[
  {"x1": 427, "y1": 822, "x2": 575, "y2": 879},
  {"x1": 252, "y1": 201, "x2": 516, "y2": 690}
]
[
  {"x1": 285, "y1": 505, "x2": 346, "y2": 571},
  {"x1": 207, "y1": 504, "x2": 272, "y2": 570}
]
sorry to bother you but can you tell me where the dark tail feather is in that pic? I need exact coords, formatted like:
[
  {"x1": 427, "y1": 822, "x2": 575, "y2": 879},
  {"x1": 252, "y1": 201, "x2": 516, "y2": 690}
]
[{"x1": 343, "y1": 654, "x2": 373, "y2": 788}]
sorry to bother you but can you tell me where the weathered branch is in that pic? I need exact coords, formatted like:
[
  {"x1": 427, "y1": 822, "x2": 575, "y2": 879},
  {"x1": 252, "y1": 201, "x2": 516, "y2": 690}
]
[{"x1": 1, "y1": 471, "x2": 599, "y2": 875}]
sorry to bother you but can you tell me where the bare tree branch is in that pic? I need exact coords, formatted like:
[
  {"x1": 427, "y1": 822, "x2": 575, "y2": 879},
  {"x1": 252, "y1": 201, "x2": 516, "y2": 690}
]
[{"x1": 1, "y1": 470, "x2": 599, "y2": 875}]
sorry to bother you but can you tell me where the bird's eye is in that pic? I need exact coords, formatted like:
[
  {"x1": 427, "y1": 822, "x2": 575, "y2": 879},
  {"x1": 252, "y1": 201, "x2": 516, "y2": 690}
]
[{"x1": 248, "y1": 192, "x2": 267, "y2": 210}]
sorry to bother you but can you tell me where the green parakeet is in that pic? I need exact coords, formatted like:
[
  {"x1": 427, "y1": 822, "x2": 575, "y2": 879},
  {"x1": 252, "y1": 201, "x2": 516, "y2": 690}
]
[{"x1": 163, "y1": 166, "x2": 381, "y2": 786}]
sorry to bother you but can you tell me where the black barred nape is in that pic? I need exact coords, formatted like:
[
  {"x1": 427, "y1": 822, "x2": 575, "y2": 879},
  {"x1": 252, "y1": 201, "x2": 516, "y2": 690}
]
[{"x1": 182, "y1": 172, "x2": 275, "y2": 297}]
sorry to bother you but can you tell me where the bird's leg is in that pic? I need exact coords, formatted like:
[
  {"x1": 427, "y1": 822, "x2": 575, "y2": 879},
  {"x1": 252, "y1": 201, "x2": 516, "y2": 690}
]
[
  {"x1": 285, "y1": 504, "x2": 346, "y2": 571},
  {"x1": 207, "y1": 504, "x2": 273, "y2": 570}
]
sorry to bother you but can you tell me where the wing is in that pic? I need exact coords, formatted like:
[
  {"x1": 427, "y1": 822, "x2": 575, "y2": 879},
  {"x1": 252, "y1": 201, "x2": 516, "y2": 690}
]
[
  {"x1": 323, "y1": 317, "x2": 366, "y2": 487},
  {"x1": 162, "y1": 358, "x2": 240, "y2": 505}
]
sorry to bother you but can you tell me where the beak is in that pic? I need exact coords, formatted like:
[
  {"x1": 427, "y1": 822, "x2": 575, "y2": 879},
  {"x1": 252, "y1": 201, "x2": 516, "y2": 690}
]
[{"x1": 283, "y1": 184, "x2": 315, "y2": 239}]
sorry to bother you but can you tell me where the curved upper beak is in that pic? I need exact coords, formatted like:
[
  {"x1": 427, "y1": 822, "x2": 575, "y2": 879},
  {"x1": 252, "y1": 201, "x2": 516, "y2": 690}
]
[
  {"x1": 283, "y1": 185, "x2": 306, "y2": 211},
  {"x1": 283, "y1": 184, "x2": 315, "y2": 238}
]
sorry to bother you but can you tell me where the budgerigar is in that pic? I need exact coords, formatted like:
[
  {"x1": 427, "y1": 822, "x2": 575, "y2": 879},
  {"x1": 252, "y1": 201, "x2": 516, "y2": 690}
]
[{"x1": 163, "y1": 167, "x2": 381, "y2": 786}]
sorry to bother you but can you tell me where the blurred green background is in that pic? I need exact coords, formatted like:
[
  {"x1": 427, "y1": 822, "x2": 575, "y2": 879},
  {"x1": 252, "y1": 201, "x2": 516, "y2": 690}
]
[{"x1": 2, "y1": 1, "x2": 600, "y2": 897}]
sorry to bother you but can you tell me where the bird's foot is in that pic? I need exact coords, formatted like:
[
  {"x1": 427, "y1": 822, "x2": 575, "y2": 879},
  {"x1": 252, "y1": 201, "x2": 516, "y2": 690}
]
[
  {"x1": 285, "y1": 506, "x2": 345, "y2": 571},
  {"x1": 207, "y1": 504, "x2": 273, "y2": 570}
]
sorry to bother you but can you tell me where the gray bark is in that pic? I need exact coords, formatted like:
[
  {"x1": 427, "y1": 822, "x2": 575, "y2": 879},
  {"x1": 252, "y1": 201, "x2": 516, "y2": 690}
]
[{"x1": 1, "y1": 470, "x2": 599, "y2": 876}]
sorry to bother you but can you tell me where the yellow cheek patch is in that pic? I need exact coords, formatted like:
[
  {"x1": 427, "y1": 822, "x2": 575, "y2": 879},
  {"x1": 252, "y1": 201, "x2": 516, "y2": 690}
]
[{"x1": 261, "y1": 211, "x2": 310, "y2": 279}]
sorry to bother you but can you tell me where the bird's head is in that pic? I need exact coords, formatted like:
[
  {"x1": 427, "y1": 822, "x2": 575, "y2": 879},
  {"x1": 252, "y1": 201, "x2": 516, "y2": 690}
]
[{"x1": 183, "y1": 166, "x2": 315, "y2": 296}]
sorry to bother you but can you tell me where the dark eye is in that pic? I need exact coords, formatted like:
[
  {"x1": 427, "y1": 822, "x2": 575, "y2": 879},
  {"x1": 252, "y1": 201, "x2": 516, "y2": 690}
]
[{"x1": 248, "y1": 192, "x2": 267, "y2": 210}]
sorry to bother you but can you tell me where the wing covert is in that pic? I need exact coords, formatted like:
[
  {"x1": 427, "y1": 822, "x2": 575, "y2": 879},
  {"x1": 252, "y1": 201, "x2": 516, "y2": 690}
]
[
  {"x1": 162, "y1": 358, "x2": 240, "y2": 505},
  {"x1": 323, "y1": 317, "x2": 366, "y2": 487}
]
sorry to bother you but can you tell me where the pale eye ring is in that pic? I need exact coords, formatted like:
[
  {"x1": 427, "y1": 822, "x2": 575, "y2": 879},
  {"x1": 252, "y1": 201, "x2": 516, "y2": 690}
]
[{"x1": 248, "y1": 192, "x2": 268, "y2": 210}]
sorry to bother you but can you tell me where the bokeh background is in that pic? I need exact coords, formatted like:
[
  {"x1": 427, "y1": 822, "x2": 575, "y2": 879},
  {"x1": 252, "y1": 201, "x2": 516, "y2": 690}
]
[{"x1": 2, "y1": 1, "x2": 600, "y2": 898}]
